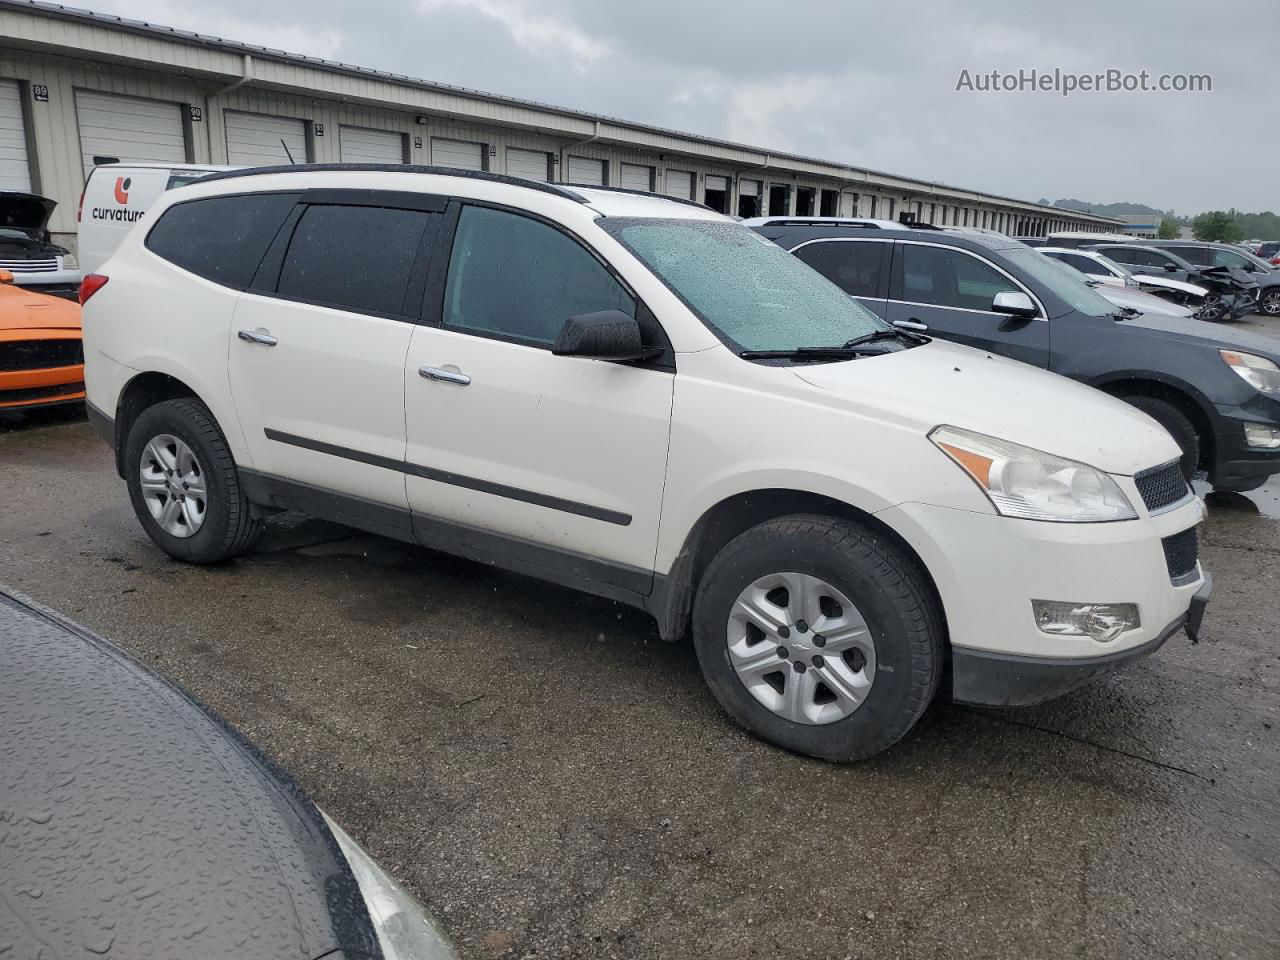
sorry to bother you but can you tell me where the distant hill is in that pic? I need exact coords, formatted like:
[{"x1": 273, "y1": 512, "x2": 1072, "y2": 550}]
[{"x1": 1037, "y1": 198, "x2": 1172, "y2": 219}]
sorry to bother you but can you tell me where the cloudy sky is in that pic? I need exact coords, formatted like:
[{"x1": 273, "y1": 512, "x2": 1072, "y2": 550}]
[{"x1": 90, "y1": 0, "x2": 1277, "y2": 214}]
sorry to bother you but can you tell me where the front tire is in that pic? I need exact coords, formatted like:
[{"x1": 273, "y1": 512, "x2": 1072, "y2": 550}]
[
  {"x1": 124, "y1": 398, "x2": 263, "y2": 563},
  {"x1": 691, "y1": 514, "x2": 944, "y2": 762},
  {"x1": 1120, "y1": 395, "x2": 1200, "y2": 482},
  {"x1": 1195, "y1": 295, "x2": 1228, "y2": 322}
]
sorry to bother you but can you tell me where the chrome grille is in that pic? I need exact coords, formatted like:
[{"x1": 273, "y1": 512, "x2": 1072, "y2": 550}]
[
  {"x1": 1134, "y1": 460, "x2": 1189, "y2": 513},
  {"x1": 0, "y1": 258, "x2": 59, "y2": 273}
]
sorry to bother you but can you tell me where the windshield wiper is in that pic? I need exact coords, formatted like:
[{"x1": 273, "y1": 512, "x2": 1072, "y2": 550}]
[
  {"x1": 739, "y1": 346, "x2": 873, "y2": 361},
  {"x1": 841, "y1": 327, "x2": 928, "y2": 348}
]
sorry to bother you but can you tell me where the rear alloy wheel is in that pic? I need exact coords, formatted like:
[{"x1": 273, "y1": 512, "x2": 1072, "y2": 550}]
[
  {"x1": 1260, "y1": 289, "x2": 1280, "y2": 317},
  {"x1": 125, "y1": 398, "x2": 263, "y2": 564},
  {"x1": 693, "y1": 514, "x2": 943, "y2": 761}
]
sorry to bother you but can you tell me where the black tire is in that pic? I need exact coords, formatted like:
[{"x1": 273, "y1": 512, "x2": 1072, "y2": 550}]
[
  {"x1": 691, "y1": 514, "x2": 944, "y2": 762},
  {"x1": 1120, "y1": 395, "x2": 1200, "y2": 482},
  {"x1": 124, "y1": 397, "x2": 263, "y2": 563}
]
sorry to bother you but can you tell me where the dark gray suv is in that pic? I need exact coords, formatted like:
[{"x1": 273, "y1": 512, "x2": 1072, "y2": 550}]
[
  {"x1": 1140, "y1": 240, "x2": 1280, "y2": 317},
  {"x1": 753, "y1": 221, "x2": 1280, "y2": 491}
]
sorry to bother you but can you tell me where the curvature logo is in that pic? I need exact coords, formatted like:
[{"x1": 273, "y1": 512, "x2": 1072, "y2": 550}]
[{"x1": 91, "y1": 174, "x2": 143, "y2": 224}]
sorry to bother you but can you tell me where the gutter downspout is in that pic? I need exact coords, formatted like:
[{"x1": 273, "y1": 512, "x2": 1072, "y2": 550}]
[
  {"x1": 734, "y1": 154, "x2": 770, "y2": 215},
  {"x1": 213, "y1": 54, "x2": 254, "y2": 97},
  {"x1": 560, "y1": 120, "x2": 601, "y2": 184}
]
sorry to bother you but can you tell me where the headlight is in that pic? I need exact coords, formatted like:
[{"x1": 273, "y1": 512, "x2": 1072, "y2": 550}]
[
  {"x1": 60, "y1": 253, "x2": 78, "y2": 271},
  {"x1": 930, "y1": 425, "x2": 1137, "y2": 522},
  {"x1": 320, "y1": 810, "x2": 456, "y2": 959},
  {"x1": 1220, "y1": 349, "x2": 1280, "y2": 395}
]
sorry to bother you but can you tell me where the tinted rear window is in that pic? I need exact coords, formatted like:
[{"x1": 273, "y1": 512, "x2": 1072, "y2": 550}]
[
  {"x1": 145, "y1": 193, "x2": 297, "y2": 289},
  {"x1": 276, "y1": 204, "x2": 433, "y2": 318}
]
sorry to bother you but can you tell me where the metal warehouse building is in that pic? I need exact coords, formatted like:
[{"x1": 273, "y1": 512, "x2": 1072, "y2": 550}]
[{"x1": 0, "y1": 0, "x2": 1124, "y2": 250}]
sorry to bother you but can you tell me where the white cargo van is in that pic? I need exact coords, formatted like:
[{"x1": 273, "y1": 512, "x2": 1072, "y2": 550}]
[{"x1": 78, "y1": 163, "x2": 236, "y2": 274}]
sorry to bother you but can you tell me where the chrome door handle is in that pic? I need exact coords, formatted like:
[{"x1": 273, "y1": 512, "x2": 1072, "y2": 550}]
[
  {"x1": 892, "y1": 319, "x2": 929, "y2": 332},
  {"x1": 238, "y1": 329, "x2": 278, "y2": 346},
  {"x1": 419, "y1": 365, "x2": 471, "y2": 386}
]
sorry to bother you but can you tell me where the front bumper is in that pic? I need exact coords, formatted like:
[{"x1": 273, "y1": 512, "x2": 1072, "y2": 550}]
[
  {"x1": 9, "y1": 267, "x2": 82, "y2": 301},
  {"x1": 1209, "y1": 395, "x2": 1280, "y2": 489},
  {"x1": 951, "y1": 573, "x2": 1211, "y2": 706},
  {"x1": 877, "y1": 493, "x2": 1206, "y2": 703}
]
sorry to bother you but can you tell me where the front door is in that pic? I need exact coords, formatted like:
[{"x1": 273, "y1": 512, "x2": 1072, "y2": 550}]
[
  {"x1": 884, "y1": 241, "x2": 1051, "y2": 367},
  {"x1": 402, "y1": 203, "x2": 674, "y2": 589}
]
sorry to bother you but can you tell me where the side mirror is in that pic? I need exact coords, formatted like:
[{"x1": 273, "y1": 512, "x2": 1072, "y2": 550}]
[
  {"x1": 1164, "y1": 263, "x2": 1179, "y2": 272},
  {"x1": 0, "y1": 269, "x2": 12, "y2": 285},
  {"x1": 991, "y1": 290, "x2": 1038, "y2": 319},
  {"x1": 552, "y1": 310, "x2": 662, "y2": 361}
]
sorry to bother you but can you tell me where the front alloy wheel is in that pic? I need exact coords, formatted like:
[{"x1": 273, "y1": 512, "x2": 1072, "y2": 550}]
[
  {"x1": 1261, "y1": 289, "x2": 1280, "y2": 317},
  {"x1": 728, "y1": 572, "x2": 876, "y2": 725},
  {"x1": 139, "y1": 433, "x2": 207, "y2": 538}
]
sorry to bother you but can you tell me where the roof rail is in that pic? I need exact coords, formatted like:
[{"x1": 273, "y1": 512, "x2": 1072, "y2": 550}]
[
  {"x1": 563, "y1": 182, "x2": 714, "y2": 211},
  {"x1": 193, "y1": 163, "x2": 590, "y2": 203}
]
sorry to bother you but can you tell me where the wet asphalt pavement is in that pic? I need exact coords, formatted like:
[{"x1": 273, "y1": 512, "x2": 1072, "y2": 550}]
[{"x1": 3, "y1": 325, "x2": 1280, "y2": 959}]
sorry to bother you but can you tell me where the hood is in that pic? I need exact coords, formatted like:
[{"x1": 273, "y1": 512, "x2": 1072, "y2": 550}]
[
  {"x1": 1095, "y1": 284, "x2": 1193, "y2": 318},
  {"x1": 0, "y1": 281, "x2": 82, "y2": 332},
  {"x1": 791, "y1": 338, "x2": 1177, "y2": 475},
  {"x1": 0, "y1": 191, "x2": 56, "y2": 235},
  {"x1": 1131, "y1": 274, "x2": 1209, "y2": 298},
  {"x1": 1120, "y1": 311, "x2": 1280, "y2": 360},
  {"x1": 1199, "y1": 265, "x2": 1259, "y2": 292},
  {"x1": 0, "y1": 587, "x2": 383, "y2": 960}
]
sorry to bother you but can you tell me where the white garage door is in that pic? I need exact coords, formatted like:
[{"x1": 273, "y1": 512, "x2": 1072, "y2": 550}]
[
  {"x1": 506, "y1": 148, "x2": 550, "y2": 182},
  {"x1": 76, "y1": 90, "x2": 186, "y2": 179},
  {"x1": 0, "y1": 80, "x2": 31, "y2": 191},
  {"x1": 339, "y1": 126, "x2": 404, "y2": 164},
  {"x1": 567, "y1": 155, "x2": 605, "y2": 186},
  {"x1": 225, "y1": 111, "x2": 307, "y2": 167},
  {"x1": 432, "y1": 138, "x2": 484, "y2": 171},
  {"x1": 619, "y1": 163, "x2": 652, "y2": 192},
  {"x1": 665, "y1": 169, "x2": 693, "y2": 200}
]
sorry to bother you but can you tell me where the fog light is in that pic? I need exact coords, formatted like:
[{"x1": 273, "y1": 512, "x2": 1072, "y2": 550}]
[
  {"x1": 1032, "y1": 601, "x2": 1140, "y2": 643},
  {"x1": 1244, "y1": 423, "x2": 1280, "y2": 449}
]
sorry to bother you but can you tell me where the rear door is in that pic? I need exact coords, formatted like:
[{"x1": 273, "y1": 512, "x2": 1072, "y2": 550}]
[
  {"x1": 787, "y1": 238, "x2": 891, "y2": 319},
  {"x1": 228, "y1": 191, "x2": 443, "y2": 515},
  {"x1": 884, "y1": 240, "x2": 1050, "y2": 367}
]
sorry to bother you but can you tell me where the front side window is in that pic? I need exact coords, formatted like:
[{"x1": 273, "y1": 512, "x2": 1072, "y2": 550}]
[
  {"x1": 1168, "y1": 245, "x2": 1210, "y2": 266},
  {"x1": 277, "y1": 204, "x2": 432, "y2": 317},
  {"x1": 899, "y1": 244, "x2": 1019, "y2": 312},
  {"x1": 146, "y1": 193, "x2": 297, "y2": 289},
  {"x1": 443, "y1": 205, "x2": 633, "y2": 345},
  {"x1": 793, "y1": 240, "x2": 885, "y2": 298},
  {"x1": 1210, "y1": 249, "x2": 1249, "y2": 269},
  {"x1": 1109, "y1": 247, "x2": 1160, "y2": 268},
  {"x1": 602, "y1": 218, "x2": 885, "y2": 352}
]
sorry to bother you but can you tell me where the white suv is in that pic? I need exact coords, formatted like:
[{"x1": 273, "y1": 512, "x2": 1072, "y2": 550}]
[{"x1": 81, "y1": 166, "x2": 1210, "y2": 761}]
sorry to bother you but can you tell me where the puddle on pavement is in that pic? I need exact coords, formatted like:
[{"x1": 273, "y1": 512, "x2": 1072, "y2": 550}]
[{"x1": 1195, "y1": 474, "x2": 1280, "y2": 520}]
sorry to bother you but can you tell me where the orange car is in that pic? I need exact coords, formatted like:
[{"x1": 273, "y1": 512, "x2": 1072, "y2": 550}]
[{"x1": 0, "y1": 269, "x2": 84, "y2": 412}]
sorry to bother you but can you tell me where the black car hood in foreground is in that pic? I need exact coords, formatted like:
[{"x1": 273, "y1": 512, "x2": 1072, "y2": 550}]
[
  {"x1": 0, "y1": 588, "x2": 382, "y2": 960},
  {"x1": 1122, "y1": 311, "x2": 1280, "y2": 360}
]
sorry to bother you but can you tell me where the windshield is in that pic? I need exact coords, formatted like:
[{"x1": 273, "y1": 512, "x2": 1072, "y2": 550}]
[
  {"x1": 1003, "y1": 246, "x2": 1117, "y2": 318},
  {"x1": 600, "y1": 218, "x2": 888, "y2": 351}
]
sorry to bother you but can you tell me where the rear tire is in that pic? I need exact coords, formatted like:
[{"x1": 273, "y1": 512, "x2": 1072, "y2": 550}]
[
  {"x1": 1121, "y1": 395, "x2": 1200, "y2": 482},
  {"x1": 124, "y1": 398, "x2": 263, "y2": 563},
  {"x1": 691, "y1": 514, "x2": 943, "y2": 762}
]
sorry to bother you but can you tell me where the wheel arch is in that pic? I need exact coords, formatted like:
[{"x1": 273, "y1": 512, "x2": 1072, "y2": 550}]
[
  {"x1": 1092, "y1": 374, "x2": 1216, "y2": 472},
  {"x1": 112, "y1": 371, "x2": 201, "y2": 477},
  {"x1": 650, "y1": 488, "x2": 947, "y2": 648}
]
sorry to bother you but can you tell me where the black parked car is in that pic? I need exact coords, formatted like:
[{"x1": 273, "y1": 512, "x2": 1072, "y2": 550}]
[
  {"x1": 1137, "y1": 240, "x2": 1280, "y2": 317},
  {"x1": 753, "y1": 221, "x2": 1280, "y2": 491},
  {"x1": 0, "y1": 191, "x2": 81, "y2": 298},
  {"x1": 1082, "y1": 242, "x2": 1259, "y2": 322},
  {"x1": 0, "y1": 586, "x2": 454, "y2": 960}
]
